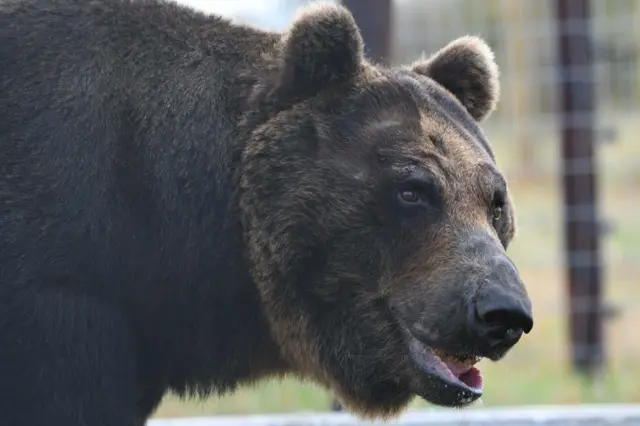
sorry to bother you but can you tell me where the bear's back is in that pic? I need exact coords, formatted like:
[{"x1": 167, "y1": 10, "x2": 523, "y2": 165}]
[{"x1": 0, "y1": 0, "x2": 275, "y2": 296}]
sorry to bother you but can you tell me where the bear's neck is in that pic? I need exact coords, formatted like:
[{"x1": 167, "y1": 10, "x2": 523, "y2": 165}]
[
  {"x1": 143, "y1": 148, "x2": 290, "y2": 396},
  {"x1": 127, "y1": 30, "x2": 290, "y2": 396}
]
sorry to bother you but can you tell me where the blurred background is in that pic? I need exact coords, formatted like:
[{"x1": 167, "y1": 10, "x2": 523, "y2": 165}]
[{"x1": 155, "y1": 0, "x2": 640, "y2": 419}]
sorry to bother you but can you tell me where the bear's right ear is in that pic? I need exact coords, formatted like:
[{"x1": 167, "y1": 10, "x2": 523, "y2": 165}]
[
  {"x1": 277, "y1": 3, "x2": 364, "y2": 99},
  {"x1": 410, "y1": 36, "x2": 500, "y2": 122}
]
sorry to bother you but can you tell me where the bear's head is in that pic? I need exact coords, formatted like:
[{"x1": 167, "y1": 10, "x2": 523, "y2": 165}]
[{"x1": 239, "y1": 3, "x2": 533, "y2": 418}]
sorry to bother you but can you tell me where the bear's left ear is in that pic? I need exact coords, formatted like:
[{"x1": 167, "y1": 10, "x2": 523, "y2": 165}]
[
  {"x1": 411, "y1": 36, "x2": 500, "y2": 122},
  {"x1": 277, "y1": 3, "x2": 364, "y2": 99}
]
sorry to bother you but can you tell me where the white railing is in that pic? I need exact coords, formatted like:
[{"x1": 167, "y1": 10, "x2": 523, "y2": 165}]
[{"x1": 150, "y1": 404, "x2": 640, "y2": 426}]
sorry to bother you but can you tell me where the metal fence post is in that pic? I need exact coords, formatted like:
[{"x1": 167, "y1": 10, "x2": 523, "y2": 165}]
[
  {"x1": 555, "y1": 0, "x2": 604, "y2": 378},
  {"x1": 331, "y1": 0, "x2": 392, "y2": 412},
  {"x1": 340, "y1": 0, "x2": 392, "y2": 65}
]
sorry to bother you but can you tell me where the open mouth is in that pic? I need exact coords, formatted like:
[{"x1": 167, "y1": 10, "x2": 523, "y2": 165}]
[{"x1": 408, "y1": 337, "x2": 484, "y2": 404}]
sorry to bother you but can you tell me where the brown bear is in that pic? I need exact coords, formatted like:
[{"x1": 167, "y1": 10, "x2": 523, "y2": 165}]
[{"x1": 0, "y1": 0, "x2": 533, "y2": 425}]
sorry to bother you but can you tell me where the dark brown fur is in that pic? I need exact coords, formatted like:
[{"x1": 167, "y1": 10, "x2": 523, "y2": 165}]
[
  {"x1": 239, "y1": 4, "x2": 526, "y2": 418},
  {"x1": 0, "y1": 1, "x2": 530, "y2": 424}
]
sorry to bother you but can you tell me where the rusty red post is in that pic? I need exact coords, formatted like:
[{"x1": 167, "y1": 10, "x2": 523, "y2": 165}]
[
  {"x1": 341, "y1": 0, "x2": 392, "y2": 65},
  {"x1": 555, "y1": 0, "x2": 604, "y2": 378},
  {"x1": 330, "y1": 0, "x2": 392, "y2": 411}
]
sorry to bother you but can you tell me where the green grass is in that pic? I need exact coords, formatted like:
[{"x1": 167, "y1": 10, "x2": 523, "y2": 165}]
[{"x1": 152, "y1": 114, "x2": 640, "y2": 418}]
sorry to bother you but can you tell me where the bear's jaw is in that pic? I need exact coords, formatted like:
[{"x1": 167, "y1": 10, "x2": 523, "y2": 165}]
[{"x1": 408, "y1": 337, "x2": 484, "y2": 405}]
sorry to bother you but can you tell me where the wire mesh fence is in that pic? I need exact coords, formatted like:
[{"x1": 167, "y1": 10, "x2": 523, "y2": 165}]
[
  {"x1": 390, "y1": 0, "x2": 639, "y2": 399},
  {"x1": 154, "y1": 0, "x2": 640, "y2": 421}
]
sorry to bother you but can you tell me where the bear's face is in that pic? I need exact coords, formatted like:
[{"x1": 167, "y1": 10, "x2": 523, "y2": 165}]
[{"x1": 240, "y1": 3, "x2": 533, "y2": 418}]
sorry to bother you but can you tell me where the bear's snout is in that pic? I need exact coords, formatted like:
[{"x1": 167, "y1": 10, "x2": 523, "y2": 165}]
[
  {"x1": 461, "y1": 230, "x2": 533, "y2": 358},
  {"x1": 470, "y1": 273, "x2": 533, "y2": 355}
]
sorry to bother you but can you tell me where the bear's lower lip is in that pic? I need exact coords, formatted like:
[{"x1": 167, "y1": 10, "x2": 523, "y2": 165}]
[{"x1": 408, "y1": 337, "x2": 484, "y2": 404}]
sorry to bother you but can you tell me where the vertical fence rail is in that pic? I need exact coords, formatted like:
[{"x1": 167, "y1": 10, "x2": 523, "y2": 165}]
[
  {"x1": 341, "y1": 0, "x2": 392, "y2": 65},
  {"x1": 555, "y1": 0, "x2": 604, "y2": 378},
  {"x1": 330, "y1": 0, "x2": 393, "y2": 412}
]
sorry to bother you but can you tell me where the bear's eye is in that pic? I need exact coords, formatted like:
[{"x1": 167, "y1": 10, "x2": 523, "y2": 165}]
[
  {"x1": 492, "y1": 206, "x2": 503, "y2": 221},
  {"x1": 398, "y1": 189, "x2": 420, "y2": 204}
]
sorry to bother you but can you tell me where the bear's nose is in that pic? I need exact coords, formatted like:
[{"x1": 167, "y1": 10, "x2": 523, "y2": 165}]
[{"x1": 471, "y1": 281, "x2": 533, "y2": 350}]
